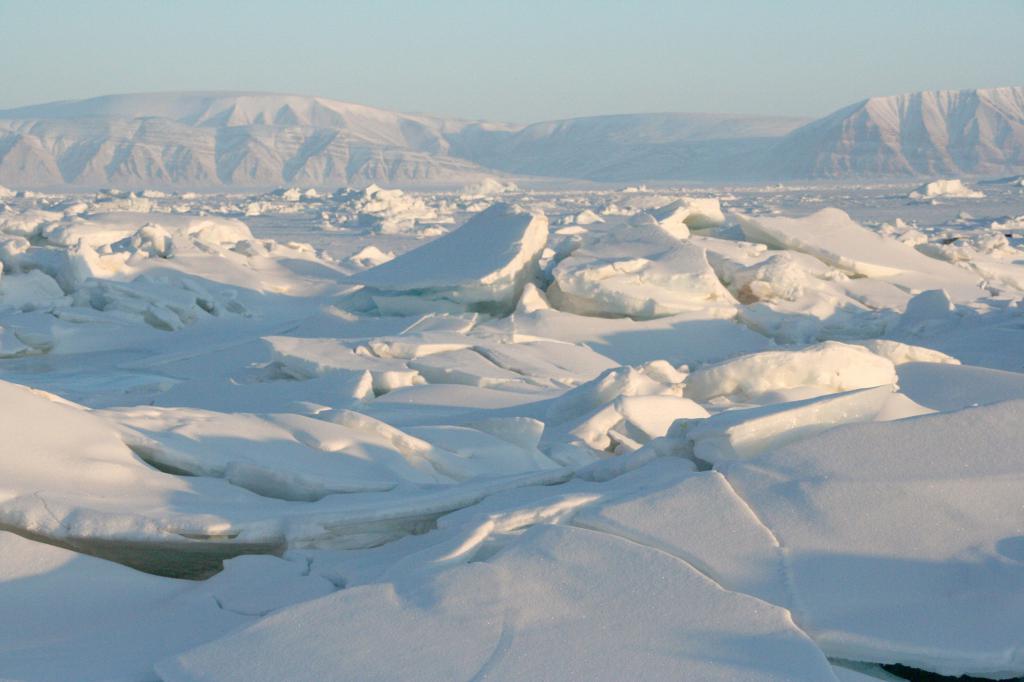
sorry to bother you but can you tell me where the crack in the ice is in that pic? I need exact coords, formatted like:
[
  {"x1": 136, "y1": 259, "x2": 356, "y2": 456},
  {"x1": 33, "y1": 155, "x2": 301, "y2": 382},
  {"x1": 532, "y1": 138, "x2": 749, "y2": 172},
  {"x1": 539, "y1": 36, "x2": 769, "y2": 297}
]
[
  {"x1": 715, "y1": 473, "x2": 808, "y2": 627},
  {"x1": 567, "y1": 516, "x2": 736, "y2": 596},
  {"x1": 469, "y1": 607, "x2": 515, "y2": 682},
  {"x1": 33, "y1": 491, "x2": 72, "y2": 533}
]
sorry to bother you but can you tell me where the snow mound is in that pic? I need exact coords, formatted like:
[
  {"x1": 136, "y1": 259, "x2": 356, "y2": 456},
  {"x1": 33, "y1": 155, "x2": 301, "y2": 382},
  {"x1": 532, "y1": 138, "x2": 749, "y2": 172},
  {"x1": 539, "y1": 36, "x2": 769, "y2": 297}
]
[{"x1": 350, "y1": 202, "x2": 549, "y2": 314}]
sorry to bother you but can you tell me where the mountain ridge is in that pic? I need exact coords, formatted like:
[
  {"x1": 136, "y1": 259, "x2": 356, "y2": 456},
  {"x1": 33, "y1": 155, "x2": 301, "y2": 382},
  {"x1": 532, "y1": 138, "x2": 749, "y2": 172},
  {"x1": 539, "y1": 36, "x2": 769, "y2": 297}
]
[
  {"x1": 764, "y1": 86, "x2": 1024, "y2": 178},
  {"x1": 0, "y1": 87, "x2": 1021, "y2": 188}
]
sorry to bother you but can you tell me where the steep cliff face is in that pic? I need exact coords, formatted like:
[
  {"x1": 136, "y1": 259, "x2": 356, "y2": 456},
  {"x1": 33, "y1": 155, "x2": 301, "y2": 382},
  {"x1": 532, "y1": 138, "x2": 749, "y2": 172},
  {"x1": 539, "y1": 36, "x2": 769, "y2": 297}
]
[{"x1": 764, "y1": 87, "x2": 1024, "y2": 178}]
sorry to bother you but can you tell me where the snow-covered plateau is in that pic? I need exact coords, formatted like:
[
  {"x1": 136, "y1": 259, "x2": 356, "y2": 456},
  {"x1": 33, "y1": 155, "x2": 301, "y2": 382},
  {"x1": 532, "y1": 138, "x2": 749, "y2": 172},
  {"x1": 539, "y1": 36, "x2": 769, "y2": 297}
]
[{"x1": 0, "y1": 179, "x2": 1023, "y2": 681}]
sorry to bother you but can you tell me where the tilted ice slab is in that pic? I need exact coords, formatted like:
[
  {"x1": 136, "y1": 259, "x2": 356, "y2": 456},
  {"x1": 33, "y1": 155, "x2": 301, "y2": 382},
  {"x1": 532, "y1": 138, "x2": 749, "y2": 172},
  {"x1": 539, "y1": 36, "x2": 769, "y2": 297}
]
[
  {"x1": 268, "y1": 332, "x2": 617, "y2": 393},
  {"x1": 404, "y1": 424, "x2": 560, "y2": 479},
  {"x1": 548, "y1": 216, "x2": 737, "y2": 319},
  {"x1": 264, "y1": 335, "x2": 425, "y2": 395},
  {"x1": 350, "y1": 202, "x2": 549, "y2": 314},
  {"x1": 499, "y1": 304, "x2": 771, "y2": 366},
  {"x1": 104, "y1": 407, "x2": 451, "y2": 498},
  {"x1": 684, "y1": 341, "x2": 897, "y2": 402},
  {"x1": 685, "y1": 385, "x2": 932, "y2": 465},
  {"x1": 723, "y1": 399, "x2": 1024, "y2": 677},
  {"x1": 468, "y1": 338, "x2": 618, "y2": 387},
  {"x1": 0, "y1": 532, "x2": 332, "y2": 682},
  {"x1": 736, "y1": 208, "x2": 987, "y2": 302},
  {"x1": 157, "y1": 524, "x2": 836, "y2": 681},
  {"x1": 0, "y1": 378, "x2": 571, "y2": 575}
]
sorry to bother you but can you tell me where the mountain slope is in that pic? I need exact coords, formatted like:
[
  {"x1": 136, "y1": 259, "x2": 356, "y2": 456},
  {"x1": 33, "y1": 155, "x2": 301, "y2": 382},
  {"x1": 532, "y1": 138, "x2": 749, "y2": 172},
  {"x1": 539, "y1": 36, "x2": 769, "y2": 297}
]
[
  {"x1": 0, "y1": 93, "x2": 499, "y2": 188},
  {"x1": 764, "y1": 86, "x2": 1024, "y2": 178}
]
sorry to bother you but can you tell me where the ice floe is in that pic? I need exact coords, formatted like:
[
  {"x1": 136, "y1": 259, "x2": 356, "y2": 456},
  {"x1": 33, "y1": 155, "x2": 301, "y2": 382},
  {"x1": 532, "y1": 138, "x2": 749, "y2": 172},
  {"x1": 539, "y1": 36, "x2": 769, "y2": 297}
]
[{"x1": 0, "y1": 182, "x2": 1020, "y2": 679}]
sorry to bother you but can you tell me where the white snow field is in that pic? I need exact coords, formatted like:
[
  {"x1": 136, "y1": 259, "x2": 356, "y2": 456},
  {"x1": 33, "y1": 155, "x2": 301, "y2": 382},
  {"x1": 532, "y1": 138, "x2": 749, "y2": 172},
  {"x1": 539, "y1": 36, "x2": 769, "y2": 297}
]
[{"x1": 0, "y1": 181, "x2": 1022, "y2": 681}]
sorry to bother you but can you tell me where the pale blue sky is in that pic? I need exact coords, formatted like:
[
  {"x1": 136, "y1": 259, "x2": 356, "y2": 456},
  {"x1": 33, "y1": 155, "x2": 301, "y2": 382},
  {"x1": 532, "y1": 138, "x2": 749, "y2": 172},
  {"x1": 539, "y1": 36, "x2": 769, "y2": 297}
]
[{"x1": 1, "y1": 0, "x2": 1021, "y2": 123}]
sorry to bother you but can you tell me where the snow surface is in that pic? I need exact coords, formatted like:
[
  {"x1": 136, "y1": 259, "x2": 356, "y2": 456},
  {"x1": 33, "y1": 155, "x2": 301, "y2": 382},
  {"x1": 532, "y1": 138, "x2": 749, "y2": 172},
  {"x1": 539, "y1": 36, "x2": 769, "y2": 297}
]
[{"x1": 0, "y1": 182, "x2": 1021, "y2": 680}]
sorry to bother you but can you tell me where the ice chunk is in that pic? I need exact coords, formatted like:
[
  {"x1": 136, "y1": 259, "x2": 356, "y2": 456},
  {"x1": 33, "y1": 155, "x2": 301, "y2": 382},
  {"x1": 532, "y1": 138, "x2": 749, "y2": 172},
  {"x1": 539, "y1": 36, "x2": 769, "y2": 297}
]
[
  {"x1": 736, "y1": 208, "x2": 986, "y2": 302},
  {"x1": 350, "y1": 202, "x2": 548, "y2": 314},
  {"x1": 543, "y1": 365, "x2": 707, "y2": 457},
  {"x1": 685, "y1": 341, "x2": 897, "y2": 402},
  {"x1": 548, "y1": 218, "x2": 736, "y2": 319},
  {"x1": 459, "y1": 176, "x2": 518, "y2": 199},
  {"x1": 404, "y1": 424, "x2": 560, "y2": 479},
  {"x1": 685, "y1": 385, "x2": 932, "y2": 465},
  {"x1": 106, "y1": 407, "x2": 442, "y2": 499},
  {"x1": 333, "y1": 184, "x2": 443, "y2": 234},
  {"x1": 505, "y1": 305, "x2": 771, "y2": 366},
  {"x1": 264, "y1": 335, "x2": 424, "y2": 395},
  {"x1": 649, "y1": 196, "x2": 725, "y2": 235},
  {"x1": 131, "y1": 223, "x2": 175, "y2": 258},
  {"x1": 908, "y1": 179, "x2": 985, "y2": 200},
  {"x1": 472, "y1": 339, "x2": 618, "y2": 386}
]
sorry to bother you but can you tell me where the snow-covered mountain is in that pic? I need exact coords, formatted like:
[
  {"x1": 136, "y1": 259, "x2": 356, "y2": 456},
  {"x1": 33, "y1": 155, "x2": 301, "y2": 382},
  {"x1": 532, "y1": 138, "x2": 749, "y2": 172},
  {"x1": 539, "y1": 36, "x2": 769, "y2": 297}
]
[
  {"x1": 0, "y1": 87, "x2": 1021, "y2": 188},
  {"x1": 764, "y1": 86, "x2": 1024, "y2": 178},
  {"x1": 450, "y1": 112, "x2": 810, "y2": 181},
  {"x1": 0, "y1": 92, "x2": 803, "y2": 188},
  {"x1": 0, "y1": 93, "x2": 507, "y2": 188}
]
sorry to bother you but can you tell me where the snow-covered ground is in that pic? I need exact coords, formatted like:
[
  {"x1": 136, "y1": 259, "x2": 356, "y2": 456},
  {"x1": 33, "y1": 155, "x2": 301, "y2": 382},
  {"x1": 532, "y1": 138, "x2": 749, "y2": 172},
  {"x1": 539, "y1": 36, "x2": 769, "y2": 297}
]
[{"x1": 0, "y1": 180, "x2": 1023, "y2": 680}]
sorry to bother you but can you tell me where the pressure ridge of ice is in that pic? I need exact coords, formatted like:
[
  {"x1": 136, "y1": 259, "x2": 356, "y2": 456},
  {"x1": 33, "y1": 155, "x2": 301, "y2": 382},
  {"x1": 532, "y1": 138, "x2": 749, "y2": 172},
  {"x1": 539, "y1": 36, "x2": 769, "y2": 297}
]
[{"x1": 0, "y1": 182, "x2": 1022, "y2": 681}]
